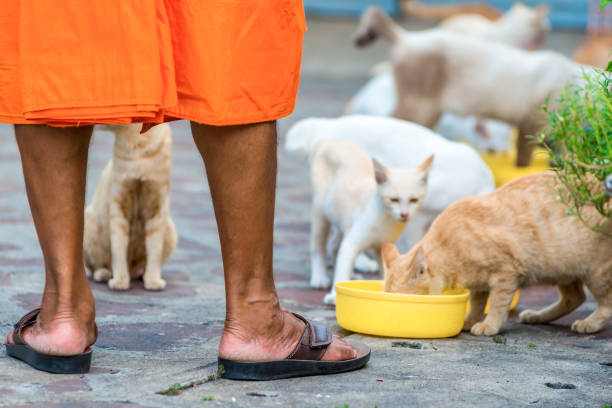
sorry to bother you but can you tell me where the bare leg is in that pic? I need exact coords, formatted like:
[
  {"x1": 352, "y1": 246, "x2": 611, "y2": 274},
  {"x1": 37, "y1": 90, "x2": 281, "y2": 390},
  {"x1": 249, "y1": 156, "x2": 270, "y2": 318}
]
[
  {"x1": 6, "y1": 125, "x2": 96, "y2": 356},
  {"x1": 191, "y1": 121, "x2": 356, "y2": 362},
  {"x1": 520, "y1": 282, "x2": 585, "y2": 324}
]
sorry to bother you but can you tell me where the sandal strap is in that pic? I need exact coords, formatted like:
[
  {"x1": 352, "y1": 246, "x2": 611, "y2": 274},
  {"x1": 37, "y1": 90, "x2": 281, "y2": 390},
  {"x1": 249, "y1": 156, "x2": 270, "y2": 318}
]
[
  {"x1": 286, "y1": 313, "x2": 332, "y2": 361},
  {"x1": 12, "y1": 308, "x2": 41, "y2": 346},
  {"x1": 12, "y1": 308, "x2": 98, "y2": 348}
]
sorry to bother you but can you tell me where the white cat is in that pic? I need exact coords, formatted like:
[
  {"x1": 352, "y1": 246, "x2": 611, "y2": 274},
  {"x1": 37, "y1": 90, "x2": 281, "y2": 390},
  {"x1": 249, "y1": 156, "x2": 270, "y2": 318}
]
[
  {"x1": 345, "y1": 73, "x2": 512, "y2": 153},
  {"x1": 439, "y1": 2, "x2": 550, "y2": 50},
  {"x1": 286, "y1": 115, "x2": 495, "y2": 303},
  {"x1": 353, "y1": 7, "x2": 590, "y2": 166},
  {"x1": 347, "y1": 3, "x2": 550, "y2": 154},
  {"x1": 310, "y1": 139, "x2": 433, "y2": 305}
]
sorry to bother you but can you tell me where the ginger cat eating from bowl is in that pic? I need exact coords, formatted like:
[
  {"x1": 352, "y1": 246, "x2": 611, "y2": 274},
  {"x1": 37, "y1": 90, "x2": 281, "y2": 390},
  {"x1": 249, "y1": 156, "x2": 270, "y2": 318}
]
[{"x1": 382, "y1": 173, "x2": 612, "y2": 336}]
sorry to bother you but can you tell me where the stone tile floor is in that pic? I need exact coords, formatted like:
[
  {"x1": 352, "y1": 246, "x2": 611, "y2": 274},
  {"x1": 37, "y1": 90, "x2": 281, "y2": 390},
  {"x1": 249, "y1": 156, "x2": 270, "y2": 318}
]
[{"x1": 0, "y1": 15, "x2": 610, "y2": 408}]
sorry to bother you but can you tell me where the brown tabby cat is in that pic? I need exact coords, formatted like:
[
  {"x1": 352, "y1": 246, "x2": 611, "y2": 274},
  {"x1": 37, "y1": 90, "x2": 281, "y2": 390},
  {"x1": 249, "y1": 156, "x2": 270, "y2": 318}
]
[
  {"x1": 84, "y1": 123, "x2": 177, "y2": 291},
  {"x1": 382, "y1": 172, "x2": 612, "y2": 336}
]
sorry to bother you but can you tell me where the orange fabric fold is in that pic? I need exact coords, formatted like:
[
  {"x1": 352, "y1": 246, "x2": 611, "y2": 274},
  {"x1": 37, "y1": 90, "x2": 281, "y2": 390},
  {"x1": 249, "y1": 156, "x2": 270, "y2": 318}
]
[{"x1": 0, "y1": 0, "x2": 306, "y2": 126}]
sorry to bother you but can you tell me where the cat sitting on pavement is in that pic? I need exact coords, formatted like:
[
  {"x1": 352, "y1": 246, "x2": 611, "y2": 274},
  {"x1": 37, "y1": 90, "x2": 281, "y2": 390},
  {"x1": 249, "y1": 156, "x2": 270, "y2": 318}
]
[{"x1": 84, "y1": 123, "x2": 177, "y2": 291}]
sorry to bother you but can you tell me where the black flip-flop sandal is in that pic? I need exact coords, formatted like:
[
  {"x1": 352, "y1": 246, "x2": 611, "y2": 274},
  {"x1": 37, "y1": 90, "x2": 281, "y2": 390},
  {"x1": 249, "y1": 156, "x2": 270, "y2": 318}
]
[
  {"x1": 218, "y1": 313, "x2": 370, "y2": 380},
  {"x1": 5, "y1": 308, "x2": 96, "y2": 374}
]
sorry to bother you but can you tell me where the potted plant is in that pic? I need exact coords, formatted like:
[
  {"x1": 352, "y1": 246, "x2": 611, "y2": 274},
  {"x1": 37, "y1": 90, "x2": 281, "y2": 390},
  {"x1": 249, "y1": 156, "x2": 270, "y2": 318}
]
[{"x1": 541, "y1": 0, "x2": 611, "y2": 235}]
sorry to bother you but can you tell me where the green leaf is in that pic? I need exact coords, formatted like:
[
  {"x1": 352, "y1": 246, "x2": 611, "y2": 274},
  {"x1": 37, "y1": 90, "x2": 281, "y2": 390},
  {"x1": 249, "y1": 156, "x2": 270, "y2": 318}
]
[
  {"x1": 601, "y1": 0, "x2": 611, "y2": 9},
  {"x1": 606, "y1": 60, "x2": 612, "y2": 73}
]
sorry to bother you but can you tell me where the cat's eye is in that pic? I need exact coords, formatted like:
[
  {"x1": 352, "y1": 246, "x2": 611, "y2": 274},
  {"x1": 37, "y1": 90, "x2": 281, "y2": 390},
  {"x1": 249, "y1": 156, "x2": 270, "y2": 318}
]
[
  {"x1": 390, "y1": 198, "x2": 400, "y2": 203},
  {"x1": 409, "y1": 198, "x2": 419, "y2": 203}
]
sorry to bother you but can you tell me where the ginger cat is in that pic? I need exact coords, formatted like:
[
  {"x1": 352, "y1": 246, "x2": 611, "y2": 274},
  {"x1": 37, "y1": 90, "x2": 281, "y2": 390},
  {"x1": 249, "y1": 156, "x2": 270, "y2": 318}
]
[
  {"x1": 309, "y1": 139, "x2": 433, "y2": 305},
  {"x1": 382, "y1": 173, "x2": 612, "y2": 336},
  {"x1": 354, "y1": 6, "x2": 590, "y2": 167},
  {"x1": 84, "y1": 123, "x2": 177, "y2": 291},
  {"x1": 573, "y1": 35, "x2": 612, "y2": 70}
]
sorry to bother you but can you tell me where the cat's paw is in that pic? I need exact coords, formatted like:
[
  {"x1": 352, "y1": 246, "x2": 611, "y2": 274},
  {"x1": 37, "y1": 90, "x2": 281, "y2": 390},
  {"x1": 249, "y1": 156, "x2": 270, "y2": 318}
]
[
  {"x1": 519, "y1": 309, "x2": 543, "y2": 324},
  {"x1": 309, "y1": 272, "x2": 331, "y2": 289},
  {"x1": 470, "y1": 322, "x2": 499, "y2": 336},
  {"x1": 144, "y1": 278, "x2": 167, "y2": 291},
  {"x1": 571, "y1": 319, "x2": 603, "y2": 334},
  {"x1": 93, "y1": 268, "x2": 112, "y2": 282},
  {"x1": 108, "y1": 277, "x2": 130, "y2": 291},
  {"x1": 354, "y1": 253, "x2": 379, "y2": 273},
  {"x1": 323, "y1": 291, "x2": 337, "y2": 305}
]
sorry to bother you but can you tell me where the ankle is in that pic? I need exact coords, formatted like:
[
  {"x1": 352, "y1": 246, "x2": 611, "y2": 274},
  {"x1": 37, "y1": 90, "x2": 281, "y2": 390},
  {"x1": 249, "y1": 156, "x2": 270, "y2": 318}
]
[
  {"x1": 40, "y1": 282, "x2": 96, "y2": 332},
  {"x1": 219, "y1": 309, "x2": 304, "y2": 361},
  {"x1": 224, "y1": 298, "x2": 285, "y2": 339}
]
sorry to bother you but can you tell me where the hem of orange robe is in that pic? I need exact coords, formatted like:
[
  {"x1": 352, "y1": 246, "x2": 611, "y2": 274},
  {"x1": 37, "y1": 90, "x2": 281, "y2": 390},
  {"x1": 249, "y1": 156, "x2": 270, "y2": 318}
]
[
  {"x1": 0, "y1": 113, "x2": 44, "y2": 125},
  {"x1": 21, "y1": 97, "x2": 162, "y2": 112},
  {"x1": 0, "y1": 104, "x2": 296, "y2": 127},
  {"x1": 164, "y1": 105, "x2": 296, "y2": 127}
]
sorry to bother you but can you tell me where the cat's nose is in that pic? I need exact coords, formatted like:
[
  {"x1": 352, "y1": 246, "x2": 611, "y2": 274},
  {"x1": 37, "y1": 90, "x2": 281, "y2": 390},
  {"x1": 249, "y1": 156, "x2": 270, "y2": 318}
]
[{"x1": 400, "y1": 212, "x2": 408, "y2": 221}]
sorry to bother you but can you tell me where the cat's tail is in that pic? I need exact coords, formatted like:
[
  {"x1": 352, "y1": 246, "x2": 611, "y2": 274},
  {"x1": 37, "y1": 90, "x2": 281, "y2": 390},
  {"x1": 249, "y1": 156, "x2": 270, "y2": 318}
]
[
  {"x1": 354, "y1": 6, "x2": 402, "y2": 48},
  {"x1": 284, "y1": 118, "x2": 323, "y2": 162},
  {"x1": 401, "y1": 0, "x2": 502, "y2": 21}
]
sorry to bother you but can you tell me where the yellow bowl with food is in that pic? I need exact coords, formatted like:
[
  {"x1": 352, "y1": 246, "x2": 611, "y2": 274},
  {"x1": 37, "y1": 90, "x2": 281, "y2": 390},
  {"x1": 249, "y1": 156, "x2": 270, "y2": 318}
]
[
  {"x1": 335, "y1": 280, "x2": 469, "y2": 338},
  {"x1": 335, "y1": 280, "x2": 520, "y2": 338}
]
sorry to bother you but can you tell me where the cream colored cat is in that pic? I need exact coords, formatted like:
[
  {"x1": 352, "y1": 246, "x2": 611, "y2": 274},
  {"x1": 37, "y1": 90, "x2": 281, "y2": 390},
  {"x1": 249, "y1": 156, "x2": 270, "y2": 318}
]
[
  {"x1": 439, "y1": 2, "x2": 549, "y2": 50},
  {"x1": 401, "y1": 0, "x2": 503, "y2": 22},
  {"x1": 310, "y1": 139, "x2": 433, "y2": 305},
  {"x1": 382, "y1": 172, "x2": 612, "y2": 336},
  {"x1": 84, "y1": 123, "x2": 177, "y2": 291},
  {"x1": 354, "y1": 6, "x2": 591, "y2": 167}
]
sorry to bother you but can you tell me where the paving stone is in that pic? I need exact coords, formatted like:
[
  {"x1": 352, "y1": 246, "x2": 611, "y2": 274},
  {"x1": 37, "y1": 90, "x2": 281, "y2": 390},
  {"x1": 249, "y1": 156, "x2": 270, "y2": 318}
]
[
  {"x1": 95, "y1": 322, "x2": 223, "y2": 352},
  {"x1": 44, "y1": 378, "x2": 92, "y2": 394},
  {"x1": 12, "y1": 293, "x2": 156, "y2": 318},
  {"x1": 0, "y1": 16, "x2": 608, "y2": 408}
]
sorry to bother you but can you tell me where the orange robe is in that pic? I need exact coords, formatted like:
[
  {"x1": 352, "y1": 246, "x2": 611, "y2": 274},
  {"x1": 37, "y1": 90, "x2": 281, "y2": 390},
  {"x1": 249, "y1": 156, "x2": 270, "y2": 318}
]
[{"x1": 0, "y1": 0, "x2": 306, "y2": 126}]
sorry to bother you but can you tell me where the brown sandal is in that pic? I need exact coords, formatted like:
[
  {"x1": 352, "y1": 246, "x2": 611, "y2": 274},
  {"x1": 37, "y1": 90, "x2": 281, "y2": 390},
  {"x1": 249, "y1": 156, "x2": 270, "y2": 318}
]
[
  {"x1": 5, "y1": 308, "x2": 96, "y2": 374},
  {"x1": 218, "y1": 313, "x2": 370, "y2": 380}
]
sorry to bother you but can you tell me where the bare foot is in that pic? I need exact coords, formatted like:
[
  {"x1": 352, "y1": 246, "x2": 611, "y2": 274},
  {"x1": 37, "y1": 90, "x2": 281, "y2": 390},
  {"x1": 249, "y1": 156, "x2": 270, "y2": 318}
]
[
  {"x1": 6, "y1": 289, "x2": 96, "y2": 356},
  {"x1": 219, "y1": 309, "x2": 357, "y2": 362},
  {"x1": 6, "y1": 317, "x2": 95, "y2": 356}
]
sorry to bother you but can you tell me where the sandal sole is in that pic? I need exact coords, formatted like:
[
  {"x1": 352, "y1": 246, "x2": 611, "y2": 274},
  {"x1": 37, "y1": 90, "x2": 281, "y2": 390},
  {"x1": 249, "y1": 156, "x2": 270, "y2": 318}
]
[
  {"x1": 6, "y1": 344, "x2": 92, "y2": 374},
  {"x1": 218, "y1": 350, "x2": 370, "y2": 380}
]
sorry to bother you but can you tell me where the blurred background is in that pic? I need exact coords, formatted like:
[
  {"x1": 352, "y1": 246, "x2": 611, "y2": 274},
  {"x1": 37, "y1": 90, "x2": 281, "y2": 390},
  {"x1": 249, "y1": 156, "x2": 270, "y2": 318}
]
[{"x1": 291, "y1": 0, "x2": 611, "y2": 129}]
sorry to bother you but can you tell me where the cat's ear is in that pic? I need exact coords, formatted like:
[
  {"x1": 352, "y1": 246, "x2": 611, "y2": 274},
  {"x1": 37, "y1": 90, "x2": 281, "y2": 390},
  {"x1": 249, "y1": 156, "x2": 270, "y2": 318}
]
[
  {"x1": 417, "y1": 154, "x2": 434, "y2": 182},
  {"x1": 381, "y1": 243, "x2": 400, "y2": 268},
  {"x1": 372, "y1": 158, "x2": 388, "y2": 185},
  {"x1": 535, "y1": 3, "x2": 549, "y2": 16},
  {"x1": 411, "y1": 246, "x2": 428, "y2": 279}
]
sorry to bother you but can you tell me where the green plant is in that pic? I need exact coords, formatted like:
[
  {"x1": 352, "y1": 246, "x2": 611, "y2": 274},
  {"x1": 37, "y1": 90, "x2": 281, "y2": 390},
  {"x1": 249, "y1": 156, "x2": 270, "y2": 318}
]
[
  {"x1": 540, "y1": 69, "x2": 612, "y2": 236},
  {"x1": 202, "y1": 396, "x2": 214, "y2": 401},
  {"x1": 527, "y1": 343, "x2": 537, "y2": 349}
]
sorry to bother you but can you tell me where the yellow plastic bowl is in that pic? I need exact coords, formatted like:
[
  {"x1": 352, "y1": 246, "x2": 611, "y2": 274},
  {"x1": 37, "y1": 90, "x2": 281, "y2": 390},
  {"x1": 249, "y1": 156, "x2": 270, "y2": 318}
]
[
  {"x1": 480, "y1": 147, "x2": 549, "y2": 186},
  {"x1": 335, "y1": 280, "x2": 469, "y2": 338},
  {"x1": 478, "y1": 290, "x2": 520, "y2": 315}
]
